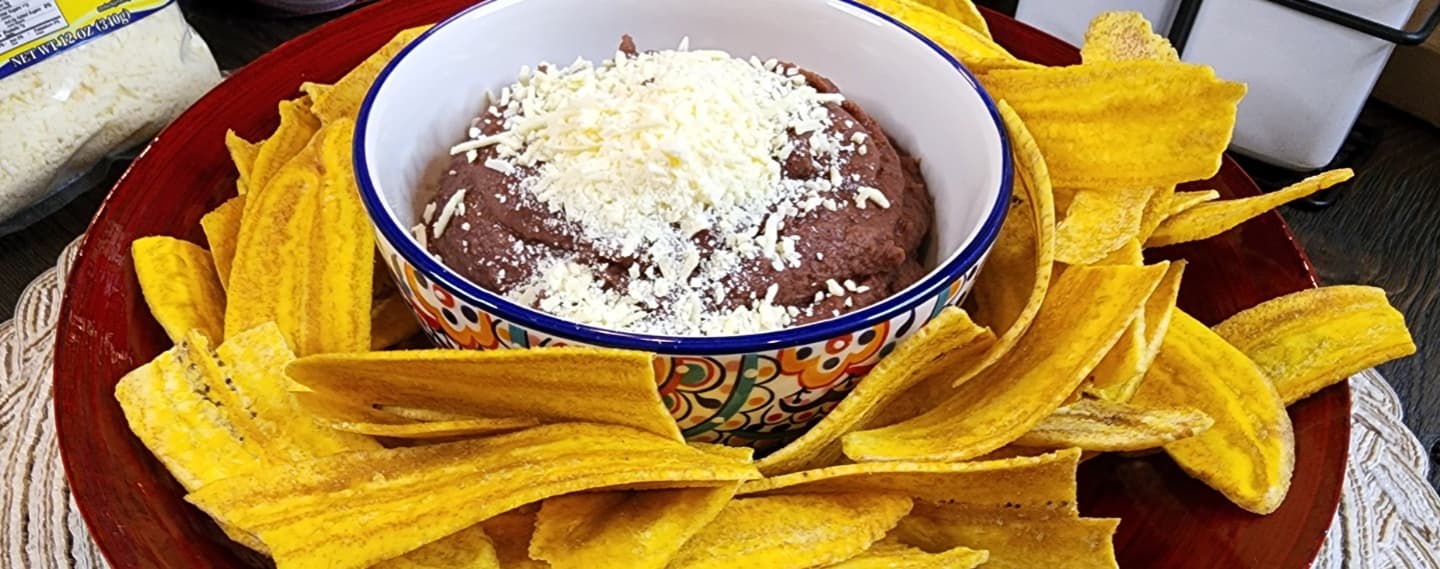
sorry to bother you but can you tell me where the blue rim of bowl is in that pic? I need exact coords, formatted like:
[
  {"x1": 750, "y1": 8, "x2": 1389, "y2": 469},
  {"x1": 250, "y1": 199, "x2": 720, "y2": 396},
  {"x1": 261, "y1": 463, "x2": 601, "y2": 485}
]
[{"x1": 355, "y1": 0, "x2": 1013, "y2": 356}]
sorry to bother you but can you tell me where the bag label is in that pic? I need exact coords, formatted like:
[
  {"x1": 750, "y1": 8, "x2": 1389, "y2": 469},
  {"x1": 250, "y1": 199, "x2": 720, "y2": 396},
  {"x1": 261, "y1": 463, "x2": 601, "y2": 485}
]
[{"x1": 0, "y1": 0, "x2": 174, "y2": 81}]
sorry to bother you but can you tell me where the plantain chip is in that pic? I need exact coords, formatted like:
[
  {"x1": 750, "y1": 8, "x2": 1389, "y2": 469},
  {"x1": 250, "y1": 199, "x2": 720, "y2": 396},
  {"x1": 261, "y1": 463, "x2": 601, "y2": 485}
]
[
  {"x1": 980, "y1": 62, "x2": 1245, "y2": 189},
  {"x1": 225, "y1": 119, "x2": 374, "y2": 356},
  {"x1": 200, "y1": 196, "x2": 246, "y2": 288},
  {"x1": 372, "y1": 293, "x2": 423, "y2": 350},
  {"x1": 895, "y1": 503, "x2": 1120, "y2": 569},
  {"x1": 1081, "y1": 11, "x2": 1179, "y2": 63},
  {"x1": 1094, "y1": 238, "x2": 1142, "y2": 266},
  {"x1": 1147, "y1": 169, "x2": 1354, "y2": 247},
  {"x1": 825, "y1": 540, "x2": 987, "y2": 569},
  {"x1": 313, "y1": 27, "x2": 430, "y2": 123},
  {"x1": 666, "y1": 493, "x2": 912, "y2": 569},
  {"x1": 843, "y1": 264, "x2": 1166, "y2": 462},
  {"x1": 530, "y1": 484, "x2": 737, "y2": 569},
  {"x1": 1055, "y1": 186, "x2": 1154, "y2": 265},
  {"x1": 859, "y1": 0, "x2": 1022, "y2": 64},
  {"x1": 1087, "y1": 261, "x2": 1186, "y2": 401},
  {"x1": 1214, "y1": 286, "x2": 1415, "y2": 405},
  {"x1": 249, "y1": 98, "x2": 321, "y2": 196},
  {"x1": 756, "y1": 308, "x2": 995, "y2": 475},
  {"x1": 911, "y1": 0, "x2": 991, "y2": 38},
  {"x1": 482, "y1": 509, "x2": 547, "y2": 569},
  {"x1": 743, "y1": 448, "x2": 1080, "y2": 516},
  {"x1": 373, "y1": 525, "x2": 499, "y2": 569},
  {"x1": 132, "y1": 237, "x2": 226, "y2": 343},
  {"x1": 187, "y1": 423, "x2": 758, "y2": 569},
  {"x1": 1135, "y1": 185, "x2": 1176, "y2": 244},
  {"x1": 225, "y1": 130, "x2": 259, "y2": 196},
  {"x1": 287, "y1": 347, "x2": 681, "y2": 441},
  {"x1": 1016, "y1": 399, "x2": 1213, "y2": 452},
  {"x1": 1131, "y1": 308, "x2": 1295, "y2": 514},
  {"x1": 1169, "y1": 189, "x2": 1221, "y2": 216},
  {"x1": 326, "y1": 417, "x2": 539, "y2": 440}
]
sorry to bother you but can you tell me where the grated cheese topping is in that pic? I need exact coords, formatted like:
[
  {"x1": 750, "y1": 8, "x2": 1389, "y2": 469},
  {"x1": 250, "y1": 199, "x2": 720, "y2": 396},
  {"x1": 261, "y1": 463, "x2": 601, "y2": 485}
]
[{"x1": 432, "y1": 39, "x2": 897, "y2": 335}]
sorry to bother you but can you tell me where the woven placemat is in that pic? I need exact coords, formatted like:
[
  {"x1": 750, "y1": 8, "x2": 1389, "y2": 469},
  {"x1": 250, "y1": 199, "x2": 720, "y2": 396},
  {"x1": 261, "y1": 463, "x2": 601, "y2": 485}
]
[{"x1": 3, "y1": 240, "x2": 1437, "y2": 567}]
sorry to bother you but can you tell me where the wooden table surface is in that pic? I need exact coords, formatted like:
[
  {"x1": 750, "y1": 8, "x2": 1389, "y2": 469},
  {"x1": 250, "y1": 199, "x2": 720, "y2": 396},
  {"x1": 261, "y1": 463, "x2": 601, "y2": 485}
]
[{"x1": 2, "y1": 1, "x2": 1435, "y2": 488}]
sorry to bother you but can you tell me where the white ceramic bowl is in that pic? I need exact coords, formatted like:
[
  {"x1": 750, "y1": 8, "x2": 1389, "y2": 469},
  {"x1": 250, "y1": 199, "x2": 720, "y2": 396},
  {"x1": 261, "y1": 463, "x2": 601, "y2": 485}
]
[{"x1": 356, "y1": 0, "x2": 1010, "y2": 448}]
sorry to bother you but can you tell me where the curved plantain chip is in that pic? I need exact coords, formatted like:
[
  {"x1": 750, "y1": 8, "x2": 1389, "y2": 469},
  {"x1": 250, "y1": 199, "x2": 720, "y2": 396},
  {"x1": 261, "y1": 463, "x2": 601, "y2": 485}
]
[
  {"x1": 911, "y1": 0, "x2": 991, "y2": 38},
  {"x1": 225, "y1": 130, "x2": 259, "y2": 196},
  {"x1": 667, "y1": 493, "x2": 912, "y2": 569},
  {"x1": 186, "y1": 423, "x2": 758, "y2": 569},
  {"x1": 1214, "y1": 285, "x2": 1415, "y2": 405},
  {"x1": 825, "y1": 540, "x2": 987, "y2": 568},
  {"x1": 1055, "y1": 186, "x2": 1154, "y2": 265},
  {"x1": 843, "y1": 263, "x2": 1167, "y2": 462},
  {"x1": 1147, "y1": 169, "x2": 1353, "y2": 247},
  {"x1": 200, "y1": 196, "x2": 246, "y2": 288},
  {"x1": 326, "y1": 417, "x2": 539, "y2": 440},
  {"x1": 980, "y1": 62, "x2": 1245, "y2": 189},
  {"x1": 313, "y1": 26, "x2": 430, "y2": 123},
  {"x1": 287, "y1": 347, "x2": 681, "y2": 441},
  {"x1": 248, "y1": 98, "x2": 320, "y2": 196},
  {"x1": 859, "y1": 0, "x2": 1021, "y2": 63},
  {"x1": 1169, "y1": 189, "x2": 1221, "y2": 216},
  {"x1": 132, "y1": 237, "x2": 226, "y2": 343},
  {"x1": 1087, "y1": 261, "x2": 1186, "y2": 401},
  {"x1": 1131, "y1": 308, "x2": 1295, "y2": 514},
  {"x1": 756, "y1": 308, "x2": 995, "y2": 476},
  {"x1": 1081, "y1": 11, "x2": 1179, "y2": 63},
  {"x1": 530, "y1": 484, "x2": 737, "y2": 569},
  {"x1": 743, "y1": 448, "x2": 1080, "y2": 516},
  {"x1": 1016, "y1": 399, "x2": 1213, "y2": 452},
  {"x1": 894, "y1": 503, "x2": 1120, "y2": 569}
]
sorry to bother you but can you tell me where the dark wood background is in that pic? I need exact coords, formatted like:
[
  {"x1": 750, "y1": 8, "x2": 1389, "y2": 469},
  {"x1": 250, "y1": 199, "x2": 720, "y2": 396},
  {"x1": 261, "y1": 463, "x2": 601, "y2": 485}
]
[{"x1": 1, "y1": 1, "x2": 1435, "y2": 488}]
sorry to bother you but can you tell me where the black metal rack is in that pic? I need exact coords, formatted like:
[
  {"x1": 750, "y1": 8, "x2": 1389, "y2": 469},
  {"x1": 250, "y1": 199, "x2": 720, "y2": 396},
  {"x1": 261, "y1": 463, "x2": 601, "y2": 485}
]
[{"x1": 1167, "y1": 0, "x2": 1440, "y2": 52}]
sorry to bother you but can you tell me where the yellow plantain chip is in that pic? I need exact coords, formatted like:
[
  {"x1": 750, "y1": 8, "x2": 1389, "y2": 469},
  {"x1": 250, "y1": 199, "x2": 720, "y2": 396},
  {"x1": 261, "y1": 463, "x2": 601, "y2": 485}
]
[
  {"x1": 326, "y1": 417, "x2": 539, "y2": 440},
  {"x1": 1147, "y1": 169, "x2": 1354, "y2": 247},
  {"x1": 132, "y1": 237, "x2": 227, "y2": 343},
  {"x1": 843, "y1": 263, "x2": 1166, "y2": 462},
  {"x1": 1131, "y1": 308, "x2": 1295, "y2": 514},
  {"x1": 859, "y1": 0, "x2": 1023, "y2": 64},
  {"x1": 1055, "y1": 186, "x2": 1154, "y2": 265},
  {"x1": 213, "y1": 323, "x2": 380, "y2": 460},
  {"x1": 287, "y1": 347, "x2": 681, "y2": 441},
  {"x1": 313, "y1": 27, "x2": 430, "y2": 123},
  {"x1": 373, "y1": 525, "x2": 499, "y2": 569},
  {"x1": 895, "y1": 503, "x2": 1120, "y2": 569},
  {"x1": 225, "y1": 130, "x2": 259, "y2": 196},
  {"x1": 1094, "y1": 238, "x2": 1143, "y2": 266},
  {"x1": 186, "y1": 423, "x2": 758, "y2": 569},
  {"x1": 249, "y1": 98, "x2": 321, "y2": 195},
  {"x1": 824, "y1": 540, "x2": 988, "y2": 569},
  {"x1": 1016, "y1": 399, "x2": 1213, "y2": 452},
  {"x1": 372, "y1": 293, "x2": 422, "y2": 350},
  {"x1": 980, "y1": 62, "x2": 1245, "y2": 189},
  {"x1": 1088, "y1": 261, "x2": 1186, "y2": 401},
  {"x1": 226, "y1": 119, "x2": 375, "y2": 356},
  {"x1": 1214, "y1": 286, "x2": 1415, "y2": 405},
  {"x1": 1169, "y1": 189, "x2": 1221, "y2": 216},
  {"x1": 1081, "y1": 11, "x2": 1179, "y2": 63},
  {"x1": 299, "y1": 81, "x2": 333, "y2": 107},
  {"x1": 200, "y1": 196, "x2": 245, "y2": 288},
  {"x1": 667, "y1": 493, "x2": 912, "y2": 569},
  {"x1": 482, "y1": 509, "x2": 547, "y2": 569},
  {"x1": 756, "y1": 308, "x2": 996, "y2": 475},
  {"x1": 530, "y1": 484, "x2": 738, "y2": 569},
  {"x1": 743, "y1": 448, "x2": 1080, "y2": 517},
  {"x1": 911, "y1": 0, "x2": 991, "y2": 38}
]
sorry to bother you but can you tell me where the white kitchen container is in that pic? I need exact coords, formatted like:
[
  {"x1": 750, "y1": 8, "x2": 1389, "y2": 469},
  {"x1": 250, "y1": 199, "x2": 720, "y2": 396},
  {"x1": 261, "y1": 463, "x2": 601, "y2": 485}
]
[{"x1": 1015, "y1": 0, "x2": 1427, "y2": 170}]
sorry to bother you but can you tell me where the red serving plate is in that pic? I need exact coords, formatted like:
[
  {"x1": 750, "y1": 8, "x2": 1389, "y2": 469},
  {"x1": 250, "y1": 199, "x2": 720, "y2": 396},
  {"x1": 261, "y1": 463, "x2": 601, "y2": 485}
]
[{"x1": 53, "y1": 2, "x2": 1348, "y2": 567}]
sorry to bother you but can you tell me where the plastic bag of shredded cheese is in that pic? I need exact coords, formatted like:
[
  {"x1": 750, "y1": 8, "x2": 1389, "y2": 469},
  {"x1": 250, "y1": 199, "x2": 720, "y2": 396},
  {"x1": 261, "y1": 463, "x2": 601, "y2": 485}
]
[{"x1": 0, "y1": 2, "x2": 220, "y2": 224}]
